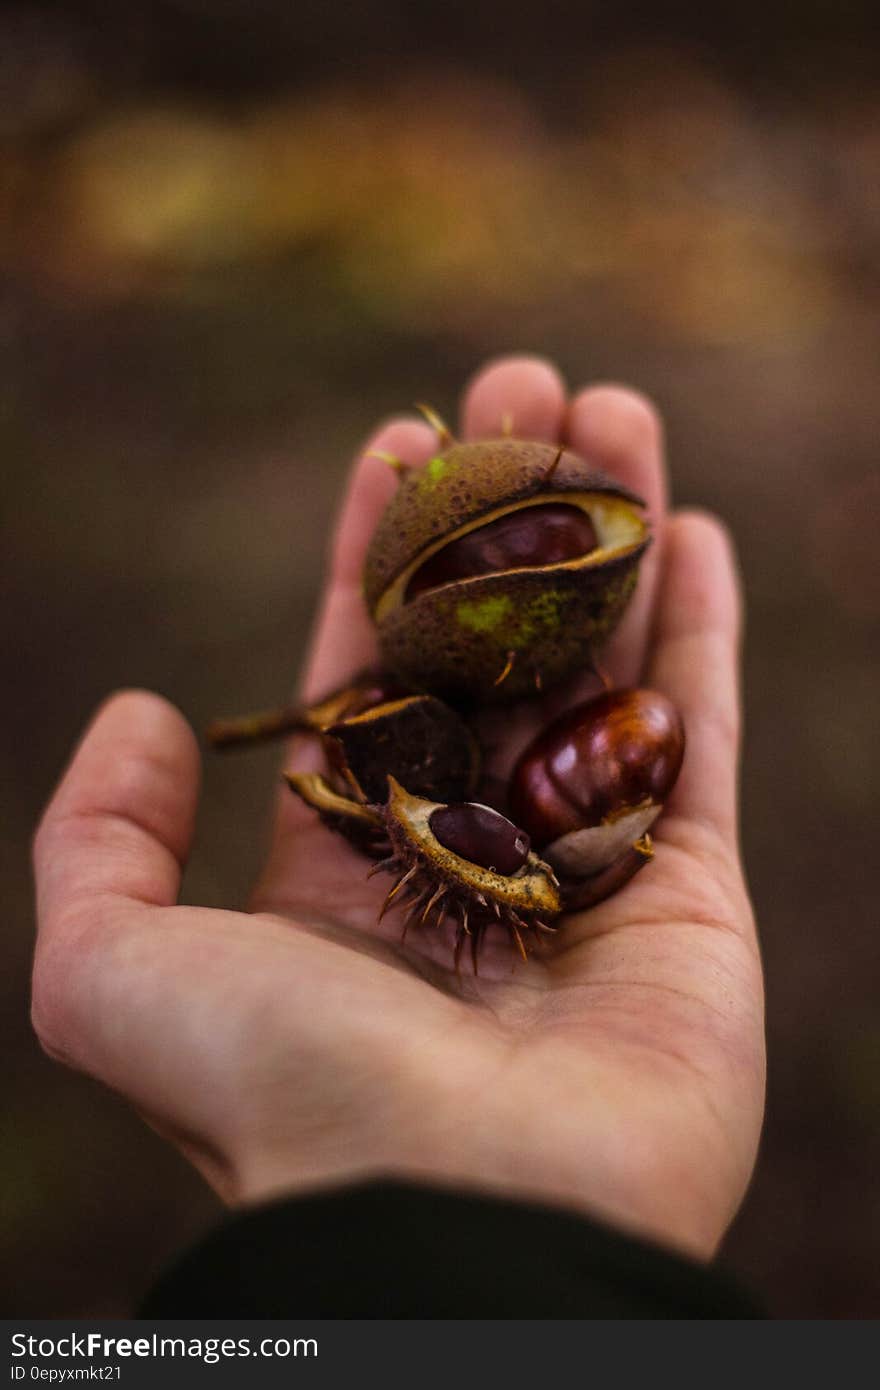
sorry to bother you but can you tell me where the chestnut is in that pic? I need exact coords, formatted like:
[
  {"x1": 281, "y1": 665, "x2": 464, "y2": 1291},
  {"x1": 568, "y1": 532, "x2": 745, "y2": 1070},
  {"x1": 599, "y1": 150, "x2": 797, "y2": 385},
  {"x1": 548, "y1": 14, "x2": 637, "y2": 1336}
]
[
  {"x1": 406, "y1": 504, "x2": 598, "y2": 600},
  {"x1": 429, "y1": 802, "x2": 531, "y2": 876},
  {"x1": 509, "y1": 688, "x2": 684, "y2": 880}
]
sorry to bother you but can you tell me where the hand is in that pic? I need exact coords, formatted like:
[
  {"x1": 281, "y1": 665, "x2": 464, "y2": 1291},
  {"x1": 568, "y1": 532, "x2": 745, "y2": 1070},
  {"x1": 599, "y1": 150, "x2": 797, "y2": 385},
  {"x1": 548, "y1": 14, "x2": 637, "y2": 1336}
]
[{"x1": 32, "y1": 356, "x2": 764, "y2": 1261}]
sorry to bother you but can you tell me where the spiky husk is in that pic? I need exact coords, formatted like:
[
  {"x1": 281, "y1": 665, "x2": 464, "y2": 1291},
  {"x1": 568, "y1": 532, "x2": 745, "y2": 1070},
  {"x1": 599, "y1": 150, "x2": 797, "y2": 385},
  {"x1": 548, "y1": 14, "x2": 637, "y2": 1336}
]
[
  {"x1": 376, "y1": 778, "x2": 562, "y2": 971},
  {"x1": 371, "y1": 848, "x2": 561, "y2": 973},
  {"x1": 285, "y1": 771, "x2": 655, "y2": 968}
]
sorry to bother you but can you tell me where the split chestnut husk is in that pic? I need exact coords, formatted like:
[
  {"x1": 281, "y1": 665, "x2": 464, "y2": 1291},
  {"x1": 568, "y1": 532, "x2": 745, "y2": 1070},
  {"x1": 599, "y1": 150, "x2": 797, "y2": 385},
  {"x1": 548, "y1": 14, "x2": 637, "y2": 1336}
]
[
  {"x1": 210, "y1": 672, "x2": 479, "y2": 827},
  {"x1": 283, "y1": 773, "x2": 562, "y2": 970},
  {"x1": 325, "y1": 694, "x2": 479, "y2": 805},
  {"x1": 377, "y1": 778, "x2": 562, "y2": 969},
  {"x1": 363, "y1": 439, "x2": 649, "y2": 704},
  {"x1": 283, "y1": 688, "x2": 480, "y2": 853}
]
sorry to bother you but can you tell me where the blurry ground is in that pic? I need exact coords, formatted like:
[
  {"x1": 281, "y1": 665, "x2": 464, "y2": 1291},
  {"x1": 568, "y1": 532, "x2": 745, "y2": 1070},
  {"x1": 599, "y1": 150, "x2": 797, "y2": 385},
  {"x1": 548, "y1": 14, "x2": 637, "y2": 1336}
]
[{"x1": 2, "y1": 6, "x2": 879, "y2": 1317}]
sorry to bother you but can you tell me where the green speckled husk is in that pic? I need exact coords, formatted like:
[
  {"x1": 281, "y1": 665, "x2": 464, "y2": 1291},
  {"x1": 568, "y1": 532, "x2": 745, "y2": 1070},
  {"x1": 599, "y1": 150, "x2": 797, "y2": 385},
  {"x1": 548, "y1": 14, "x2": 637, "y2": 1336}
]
[
  {"x1": 364, "y1": 438, "x2": 648, "y2": 704},
  {"x1": 376, "y1": 555, "x2": 642, "y2": 704}
]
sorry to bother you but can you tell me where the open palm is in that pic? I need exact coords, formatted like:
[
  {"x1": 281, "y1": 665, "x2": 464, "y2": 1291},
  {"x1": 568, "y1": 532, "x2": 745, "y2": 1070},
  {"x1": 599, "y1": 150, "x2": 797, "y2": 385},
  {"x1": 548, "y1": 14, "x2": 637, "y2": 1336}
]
[{"x1": 32, "y1": 357, "x2": 764, "y2": 1261}]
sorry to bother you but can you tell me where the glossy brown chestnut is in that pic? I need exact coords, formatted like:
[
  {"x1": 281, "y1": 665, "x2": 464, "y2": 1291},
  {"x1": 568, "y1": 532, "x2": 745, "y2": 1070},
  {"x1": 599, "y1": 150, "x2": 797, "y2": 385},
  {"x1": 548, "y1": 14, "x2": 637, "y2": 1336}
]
[
  {"x1": 429, "y1": 802, "x2": 531, "y2": 876},
  {"x1": 509, "y1": 688, "x2": 685, "y2": 848},
  {"x1": 406, "y1": 503, "x2": 598, "y2": 600}
]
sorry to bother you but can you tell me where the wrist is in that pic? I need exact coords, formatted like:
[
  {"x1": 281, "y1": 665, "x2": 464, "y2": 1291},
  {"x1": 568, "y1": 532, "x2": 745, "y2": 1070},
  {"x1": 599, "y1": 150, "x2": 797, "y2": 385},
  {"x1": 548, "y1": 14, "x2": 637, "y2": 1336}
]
[{"x1": 222, "y1": 1075, "x2": 731, "y2": 1264}]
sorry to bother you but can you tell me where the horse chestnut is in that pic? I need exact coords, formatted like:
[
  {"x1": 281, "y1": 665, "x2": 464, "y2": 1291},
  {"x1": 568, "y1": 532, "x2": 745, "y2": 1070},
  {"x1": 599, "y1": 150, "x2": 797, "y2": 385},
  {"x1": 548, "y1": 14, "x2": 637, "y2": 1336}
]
[
  {"x1": 406, "y1": 504, "x2": 598, "y2": 600},
  {"x1": 510, "y1": 688, "x2": 685, "y2": 879},
  {"x1": 209, "y1": 410, "x2": 684, "y2": 965},
  {"x1": 429, "y1": 802, "x2": 531, "y2": 875}
]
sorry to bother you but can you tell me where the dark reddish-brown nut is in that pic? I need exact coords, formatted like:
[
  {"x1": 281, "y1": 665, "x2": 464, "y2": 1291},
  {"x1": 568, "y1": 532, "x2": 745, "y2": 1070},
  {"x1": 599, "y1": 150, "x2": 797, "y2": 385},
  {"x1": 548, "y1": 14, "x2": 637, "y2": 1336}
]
[
  {"x1": 510, "y1": 688, "x2": 685, "y2": 883},
  {"x1": 429, "y1": 802, "x2": 530, "y2": 875},
  {"x1": 407, "y1": 504, "x2": 598, "y2": 599}
]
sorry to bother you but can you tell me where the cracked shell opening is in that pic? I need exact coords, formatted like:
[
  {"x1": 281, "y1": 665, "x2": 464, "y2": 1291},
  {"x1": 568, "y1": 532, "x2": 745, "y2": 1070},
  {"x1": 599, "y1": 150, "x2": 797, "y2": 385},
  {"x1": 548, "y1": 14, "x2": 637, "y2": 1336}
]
[{"x1": 376, "y1": 490, "x2": 647, "y2": 619}]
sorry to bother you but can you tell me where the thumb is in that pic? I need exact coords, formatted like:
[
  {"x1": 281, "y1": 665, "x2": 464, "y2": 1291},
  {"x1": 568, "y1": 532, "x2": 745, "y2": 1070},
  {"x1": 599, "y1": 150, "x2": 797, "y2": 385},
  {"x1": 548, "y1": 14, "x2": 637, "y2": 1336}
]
[{"x1": 33, "y1": 689, "x2": 201, "y2": 935}]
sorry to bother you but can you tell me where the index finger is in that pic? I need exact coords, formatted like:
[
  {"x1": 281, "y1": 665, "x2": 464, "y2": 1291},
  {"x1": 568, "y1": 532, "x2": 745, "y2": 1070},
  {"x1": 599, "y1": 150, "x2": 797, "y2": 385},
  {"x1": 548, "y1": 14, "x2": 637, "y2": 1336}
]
[{"x1": 300, "y1": 418, "x2": 436, "y2": 702}]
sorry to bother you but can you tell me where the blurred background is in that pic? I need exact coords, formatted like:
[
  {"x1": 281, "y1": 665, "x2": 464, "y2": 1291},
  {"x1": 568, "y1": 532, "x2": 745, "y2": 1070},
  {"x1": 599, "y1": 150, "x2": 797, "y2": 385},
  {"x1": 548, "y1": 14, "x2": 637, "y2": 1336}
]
[{"x1": 2, "y1": 0, "x2": 878, "y2": 1318}]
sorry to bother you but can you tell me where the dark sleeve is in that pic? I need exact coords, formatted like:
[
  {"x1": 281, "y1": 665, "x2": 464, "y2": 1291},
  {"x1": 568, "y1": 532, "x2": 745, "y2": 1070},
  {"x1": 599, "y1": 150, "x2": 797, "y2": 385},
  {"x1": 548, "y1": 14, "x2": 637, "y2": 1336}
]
[{"x1": 139, "y1": 1180, "x2": 762, "y2": 1318}]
